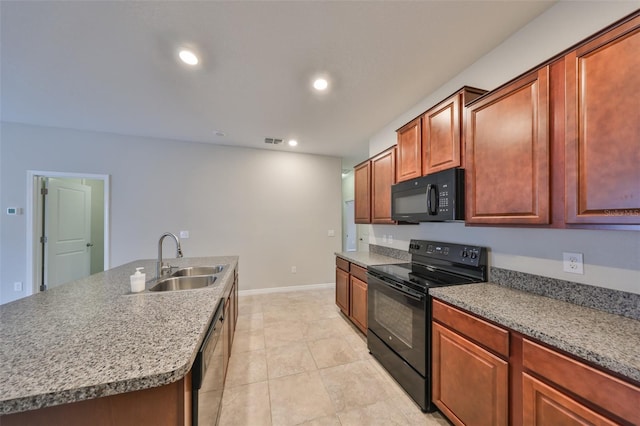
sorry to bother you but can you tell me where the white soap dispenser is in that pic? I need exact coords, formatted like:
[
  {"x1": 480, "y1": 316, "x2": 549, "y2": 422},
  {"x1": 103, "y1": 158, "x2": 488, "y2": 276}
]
[{"x1": 130, "y1": 267, "x2": 146, "y2": 293}]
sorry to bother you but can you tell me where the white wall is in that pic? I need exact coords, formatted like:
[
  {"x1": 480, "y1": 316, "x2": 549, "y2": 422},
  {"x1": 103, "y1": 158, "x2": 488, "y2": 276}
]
[
  {"x1": 0, "y1": 123, "x2": 342, "y2": 304},
  {"x1": 365, "y1": 2, "x2": 640, "y2": 294}
]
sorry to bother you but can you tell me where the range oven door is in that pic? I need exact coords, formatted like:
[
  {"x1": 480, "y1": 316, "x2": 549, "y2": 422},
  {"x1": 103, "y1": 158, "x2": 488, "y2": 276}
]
[{"x1": 367, "y1": 272, "x2": 427, "y2": 376}]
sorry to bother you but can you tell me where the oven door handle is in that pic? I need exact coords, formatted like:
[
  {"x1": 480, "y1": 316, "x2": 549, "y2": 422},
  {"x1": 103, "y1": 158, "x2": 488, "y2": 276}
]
[{"x1": 381, "y1": 280, "x2": 424, "y2": 301}]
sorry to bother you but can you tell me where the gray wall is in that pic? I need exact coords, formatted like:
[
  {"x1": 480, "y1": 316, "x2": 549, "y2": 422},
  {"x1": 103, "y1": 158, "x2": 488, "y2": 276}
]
[
  {"x1": 0, "y1": 123, "x2": 342, "y2": 304},
  {"x1": 364, "y1": 2, "x2": 640, "y2": 294}
]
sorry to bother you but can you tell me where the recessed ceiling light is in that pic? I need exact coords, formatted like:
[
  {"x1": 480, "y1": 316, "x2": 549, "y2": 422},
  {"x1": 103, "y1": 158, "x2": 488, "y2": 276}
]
[
  {"x1": 313, "y1": 78, "x2": 328, "y2": 91},
  {"x1": 179, "y1": 49, "x2": 199, "y2": 65},
  {"x1": 288, "y1": 139, "x2": 298, "y2": 147}
]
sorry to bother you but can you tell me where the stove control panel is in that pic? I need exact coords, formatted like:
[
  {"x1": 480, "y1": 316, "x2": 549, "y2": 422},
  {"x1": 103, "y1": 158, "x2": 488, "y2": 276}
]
[{"x1": 409, "y1": 240, "x2": 486, "y2": 267}]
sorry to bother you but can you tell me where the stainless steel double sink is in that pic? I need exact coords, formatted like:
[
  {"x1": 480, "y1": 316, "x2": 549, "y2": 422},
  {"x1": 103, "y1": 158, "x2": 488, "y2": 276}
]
[{"x1": 148, "y1": 265, "x2": 228, "y2": 292}]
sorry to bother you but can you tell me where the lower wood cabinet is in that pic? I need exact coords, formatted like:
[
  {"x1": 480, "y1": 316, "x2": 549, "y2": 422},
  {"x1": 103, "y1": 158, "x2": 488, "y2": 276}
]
[
  {"x1": 335, "y1": 256, "x2": 368, "y2": 334},
  {"x1": 432, "y1": 298, "x2": 640, "y2": 426},
  {"x1": 522, "y1": 339, "x2": 640, "y2": 425},
  {"x1": 522, "y1": 373, "x2": 618, "y2": 425},
  {"x1": 335, "y1": 260, "x2": 350, "y2": 314},
  {"x1": 1, "y1": 376, "x2": 192, "y2": 426},
  {"x1": 349, "y1": 274, "x2": 368, "y2": 333},
  {"x1": 432, "y1": 300, "x2": 509, "y2": 426}
]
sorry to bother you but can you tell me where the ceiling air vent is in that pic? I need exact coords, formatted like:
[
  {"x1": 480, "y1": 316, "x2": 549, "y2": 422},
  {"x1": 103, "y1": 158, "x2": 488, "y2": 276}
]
[{"x1": 264, "y1": 138, "x2": 283, "y2": 145}]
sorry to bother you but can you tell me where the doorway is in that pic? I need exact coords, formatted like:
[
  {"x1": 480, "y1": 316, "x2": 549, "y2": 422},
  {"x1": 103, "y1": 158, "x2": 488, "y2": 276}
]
[
  {"x1": 26, "y1": 171, "x2": 110, "y2": 295},
  {"x1": 344, "y1": 200, "x2": 357, "y2": 252}
]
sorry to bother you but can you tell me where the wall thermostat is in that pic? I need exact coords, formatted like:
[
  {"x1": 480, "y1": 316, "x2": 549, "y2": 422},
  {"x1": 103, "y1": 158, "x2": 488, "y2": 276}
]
[{"x1": 7, "y1": 207, "x2": 22, "y2": 215}]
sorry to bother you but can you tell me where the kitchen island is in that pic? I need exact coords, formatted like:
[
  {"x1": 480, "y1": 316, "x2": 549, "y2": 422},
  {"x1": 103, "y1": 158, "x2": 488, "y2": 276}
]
[{"x1": 0, "y1": 255, "x2": 238, "y2": 422}]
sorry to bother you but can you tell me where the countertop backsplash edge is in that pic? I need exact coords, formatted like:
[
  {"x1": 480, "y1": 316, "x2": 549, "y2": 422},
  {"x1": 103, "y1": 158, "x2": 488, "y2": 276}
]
[{"x1": 490, "y1": 267, "x2": 640, "y2": 321}]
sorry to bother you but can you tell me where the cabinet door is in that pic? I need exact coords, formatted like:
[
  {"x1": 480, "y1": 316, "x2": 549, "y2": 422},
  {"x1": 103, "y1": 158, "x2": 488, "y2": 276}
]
[
  {"x1": 432, "y1": 322, "x2": 508, "y2": 426},
  {"x1": 229, "y1": 281, "x2": 236, "y2": 347},
  {"x1": 522, "y1": 339, "x2": 640, "y2": 425},
  {"x1": 466, "y1": 68, "x2": 550, "y2": 225},
  {"x1": 522, "y1": 373, "x2": 618, "y2": 426},
  {"x1": 423, "y1": 87, "x2": 486, "y2": 175},
  {"x1": 423, "y1": 92, "x2": 461, "y2": 175},
  {"x1": 565, "y1": 14, "x2": 640, "y2": 224},
  {"x1": 371, "y1": 147, "x2": 396, "y2": 224},
  {"x1": 335, "y1": 267, "x2": 349, "y2": 315},
  {"x1": 222, "y1": 299, "x2": 231, "y2": 378},
  {"x1": 349, "y1": 276, "x2": 367, "y2": 334},
  {"x1": 396, "y1": 118, "x2": 422, "y2": 182},
  {"x1": 354, "y1": 160, "x2": 371, "y2": 224}
]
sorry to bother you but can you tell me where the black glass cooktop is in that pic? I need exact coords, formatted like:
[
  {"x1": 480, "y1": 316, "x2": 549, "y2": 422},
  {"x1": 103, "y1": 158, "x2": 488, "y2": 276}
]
[{"x1": 368, "y1": 262, "x2": 480, "y2": 290}]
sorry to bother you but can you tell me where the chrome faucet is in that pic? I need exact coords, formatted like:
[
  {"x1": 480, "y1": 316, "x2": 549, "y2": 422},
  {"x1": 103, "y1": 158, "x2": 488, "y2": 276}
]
[{"x1": 157, "y1": 232, "x2": 184, "y2": 278}]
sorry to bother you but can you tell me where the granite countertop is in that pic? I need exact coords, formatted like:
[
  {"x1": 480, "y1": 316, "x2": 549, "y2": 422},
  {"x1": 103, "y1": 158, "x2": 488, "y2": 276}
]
[
  {"x1": 430, "y1": 283, "x2": 640, "y2": 383},
  {"x1": 335, "y1": 251, "x2": 408, "y2": 268},
  {"x1": 0, "y1": 255, "x2": 238, "y2": 415}
]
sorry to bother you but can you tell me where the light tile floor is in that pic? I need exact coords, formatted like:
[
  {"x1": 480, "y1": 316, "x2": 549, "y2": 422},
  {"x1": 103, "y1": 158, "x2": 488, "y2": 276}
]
[{"x1": 218, "y1": 288, "x2": 452, "y2": 426}]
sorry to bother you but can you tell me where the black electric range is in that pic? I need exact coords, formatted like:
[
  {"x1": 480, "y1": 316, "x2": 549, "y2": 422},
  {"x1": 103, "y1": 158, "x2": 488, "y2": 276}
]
[{"x1": 367, "y1": 239, "x2": 488, "y2": 412}]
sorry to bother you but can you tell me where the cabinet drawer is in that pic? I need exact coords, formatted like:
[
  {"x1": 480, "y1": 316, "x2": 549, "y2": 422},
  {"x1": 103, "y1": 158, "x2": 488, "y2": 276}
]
[
  {"x1": 432, "y1": 299, "x2": 509, "y2": 358},
  {"x1": 336, "y1": 257, "x2": 350, "y2": 272},
  {"x1": 522, "y1": 339, "x2": 640, "y2": 425},
  {"x1": 350, "y1": 264, "x2": 368, "y2": 282}
]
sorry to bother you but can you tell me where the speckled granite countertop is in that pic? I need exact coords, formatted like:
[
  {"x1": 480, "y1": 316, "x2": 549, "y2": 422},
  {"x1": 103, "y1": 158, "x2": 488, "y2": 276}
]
[
  {"x1": 335, "y1": 251, "x2": 407, "y2": 268},
  {"x1": 0, "y1": 256, "x2": 238, "y2": 415},
  {"x1": 430, "y1": 283, "x2": 640, "y2": 383}
]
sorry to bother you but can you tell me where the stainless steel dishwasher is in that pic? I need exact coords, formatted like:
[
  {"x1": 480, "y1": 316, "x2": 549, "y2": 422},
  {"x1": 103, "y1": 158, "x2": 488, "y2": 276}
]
[{"x1": 192, "y1": 299, "x2": 225, "y2": 426}]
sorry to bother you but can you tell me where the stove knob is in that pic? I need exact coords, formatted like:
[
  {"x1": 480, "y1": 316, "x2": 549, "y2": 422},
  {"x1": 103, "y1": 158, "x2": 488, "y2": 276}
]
[
  {"x1": 462, "y1": 250, "x2": 469, "y2": 258},
  {"x1": 470, "y1": 251, "x2": 477, "y2": 259}
]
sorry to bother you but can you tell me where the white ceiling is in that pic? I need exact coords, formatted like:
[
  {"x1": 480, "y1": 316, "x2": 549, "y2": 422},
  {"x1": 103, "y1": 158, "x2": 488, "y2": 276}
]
[{"x1": 0, "y1": 1, "x2": 555, "y2": 165}]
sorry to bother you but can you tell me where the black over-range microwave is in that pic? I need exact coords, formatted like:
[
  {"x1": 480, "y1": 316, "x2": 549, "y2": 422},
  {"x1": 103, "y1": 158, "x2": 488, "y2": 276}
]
[{"x1": 391, "y1": 168, "x2": 465, "y2": 222}]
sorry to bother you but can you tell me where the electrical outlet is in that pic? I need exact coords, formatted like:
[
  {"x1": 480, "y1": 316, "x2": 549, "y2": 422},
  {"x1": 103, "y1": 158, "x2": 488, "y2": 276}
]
[
  {"x1": 327, "y1": 229, "x2": 335, "y2": 237},
  {"x1": 388, "y1": 234, "x2": 393, "y2": 244},
  {"x1": 179, "y1": 230, "x2": 189, "y2": 239},
  {"x1": 291, "y1": 266, "x2": 297, "y2": 274},
  {"x1": 563, "y1": 252, "x2": 584, "y2": 274},
  {"x1": 14, "y1": 282, "x2": 23, "y2": 291}
]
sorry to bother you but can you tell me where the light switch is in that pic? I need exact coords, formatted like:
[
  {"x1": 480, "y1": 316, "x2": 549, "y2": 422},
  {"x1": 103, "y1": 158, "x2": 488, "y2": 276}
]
[{"x1": 327, "y1": 230, "x2": 335, "y2": 237}]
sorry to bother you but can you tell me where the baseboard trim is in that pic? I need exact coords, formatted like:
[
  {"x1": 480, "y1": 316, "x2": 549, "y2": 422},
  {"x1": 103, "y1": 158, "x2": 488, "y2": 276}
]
[{"x1": 238, "y1": 282, "x2": 335, "y2": 296}]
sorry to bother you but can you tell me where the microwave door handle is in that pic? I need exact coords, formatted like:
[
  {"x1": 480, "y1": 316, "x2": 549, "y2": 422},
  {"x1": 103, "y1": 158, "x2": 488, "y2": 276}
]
[{"x1": 426, "y1": 184, "x2": 438, "y2": 215}]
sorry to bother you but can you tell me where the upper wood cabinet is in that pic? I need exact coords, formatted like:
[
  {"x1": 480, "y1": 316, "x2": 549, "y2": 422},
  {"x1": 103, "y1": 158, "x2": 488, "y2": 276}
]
[
  {"x1": 395, "y1": 87, "x2": 486, "y2": 183},
  {"x1": 354, "y1": 160, "x2": 371, "y2": 224},
  {"x1": 564, "y1": 13, "x2": 640, "y2": 225},
  {"x1": 465, "y1": 67, "x2": 551, "y2": 225},
  {"x1": 422, "y1": 87, "x2": 486, "y2": 176},
  {"x1": 371, "y1": 146, "x2": 396, "y2": 224},
  {"x1": 396, "y1": 118, "x2": 422, "y2": 182}
]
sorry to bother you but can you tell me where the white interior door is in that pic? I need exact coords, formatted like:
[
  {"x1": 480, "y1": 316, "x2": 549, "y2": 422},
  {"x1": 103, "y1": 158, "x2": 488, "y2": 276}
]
[{"x1": 45, "y1": 178, "x2": 92, "y2": 289}]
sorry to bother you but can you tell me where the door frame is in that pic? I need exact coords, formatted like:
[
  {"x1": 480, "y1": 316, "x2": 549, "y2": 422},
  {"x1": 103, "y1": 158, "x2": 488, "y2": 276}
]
[{"x1": 26, "y1": 170, "x2": 111, "y2": 295}]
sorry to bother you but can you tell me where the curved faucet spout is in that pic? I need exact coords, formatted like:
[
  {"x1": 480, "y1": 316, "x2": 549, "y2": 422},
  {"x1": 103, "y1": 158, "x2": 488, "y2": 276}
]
[{"x1": 157, "y1": 232, "x2": 184, "y2": 278}]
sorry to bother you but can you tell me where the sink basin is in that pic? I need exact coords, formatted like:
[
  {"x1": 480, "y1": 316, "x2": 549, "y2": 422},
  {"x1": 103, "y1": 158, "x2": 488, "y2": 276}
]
[
  {"x1": 170, "y1": 265, "x2": 227, "y2": 277},
  {"x1": 149, "y1": 275, "x2": 217, "y2": 292}
]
